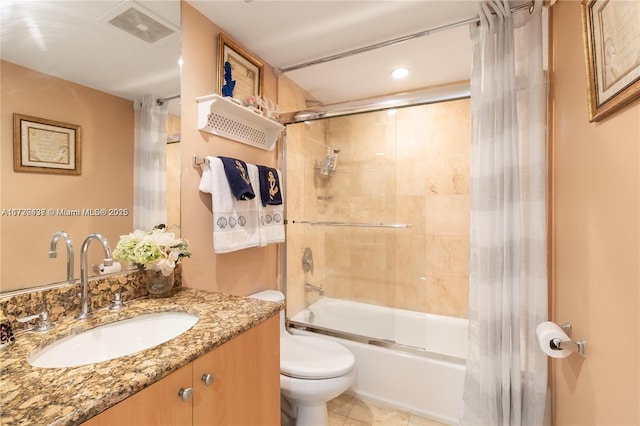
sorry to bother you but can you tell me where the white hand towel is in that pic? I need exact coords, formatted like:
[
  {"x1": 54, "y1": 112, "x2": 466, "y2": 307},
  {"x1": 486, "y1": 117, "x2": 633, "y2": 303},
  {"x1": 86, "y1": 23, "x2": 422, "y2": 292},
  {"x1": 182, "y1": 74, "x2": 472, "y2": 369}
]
[
  {"x1": 199, "y1": 157, "x2": 260, "y2": 253},
  {"x1": 247, "y1": 164, "x2": 285, "y2": 247}
]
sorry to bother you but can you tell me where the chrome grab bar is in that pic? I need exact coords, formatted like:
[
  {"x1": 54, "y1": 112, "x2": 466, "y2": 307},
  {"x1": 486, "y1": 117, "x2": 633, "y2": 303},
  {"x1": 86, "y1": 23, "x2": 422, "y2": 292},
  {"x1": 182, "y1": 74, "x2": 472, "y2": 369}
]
[{"x1": 291, "y1": 220, "x2": 411, "y2": 229}]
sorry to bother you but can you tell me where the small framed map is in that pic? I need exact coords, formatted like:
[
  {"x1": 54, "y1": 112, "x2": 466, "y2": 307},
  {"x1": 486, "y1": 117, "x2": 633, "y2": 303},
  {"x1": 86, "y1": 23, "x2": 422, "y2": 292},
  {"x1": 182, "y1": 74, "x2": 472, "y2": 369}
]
[
  {"x1": 13, "y1": 114, "x2": 81, "y2": 175},
  {"x1": 582, "y1": 0, "x2": 640, "y2": 122}
]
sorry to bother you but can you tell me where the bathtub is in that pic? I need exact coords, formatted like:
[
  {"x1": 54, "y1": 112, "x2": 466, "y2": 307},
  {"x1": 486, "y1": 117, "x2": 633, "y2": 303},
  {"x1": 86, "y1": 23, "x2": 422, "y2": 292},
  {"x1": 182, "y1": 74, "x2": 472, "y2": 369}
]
[{"x1": 288, "y1": 297, "x2": 467, "y2": 425}]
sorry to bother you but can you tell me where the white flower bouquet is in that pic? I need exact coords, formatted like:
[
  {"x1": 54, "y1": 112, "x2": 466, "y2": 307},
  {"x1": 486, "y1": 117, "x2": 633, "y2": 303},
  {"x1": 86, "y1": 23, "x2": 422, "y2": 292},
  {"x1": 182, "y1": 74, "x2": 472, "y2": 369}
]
[{"x1": 112, "y1": 225, "x2": 190, "y2": 276}]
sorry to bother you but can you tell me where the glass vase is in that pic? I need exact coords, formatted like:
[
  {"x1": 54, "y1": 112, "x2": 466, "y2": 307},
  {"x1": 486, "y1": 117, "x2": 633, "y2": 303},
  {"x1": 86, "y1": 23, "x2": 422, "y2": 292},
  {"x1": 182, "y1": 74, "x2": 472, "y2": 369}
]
[{"x1": 145, "y1": 269, "x2": 175, "y2": 298}]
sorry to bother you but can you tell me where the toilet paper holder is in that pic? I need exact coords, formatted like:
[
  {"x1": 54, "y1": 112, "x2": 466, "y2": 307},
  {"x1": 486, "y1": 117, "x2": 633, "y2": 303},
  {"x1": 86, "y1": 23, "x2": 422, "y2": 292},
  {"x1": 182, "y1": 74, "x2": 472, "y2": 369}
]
[{"x1": 551, "y1": 323, "x2": 586, "y2": 357}]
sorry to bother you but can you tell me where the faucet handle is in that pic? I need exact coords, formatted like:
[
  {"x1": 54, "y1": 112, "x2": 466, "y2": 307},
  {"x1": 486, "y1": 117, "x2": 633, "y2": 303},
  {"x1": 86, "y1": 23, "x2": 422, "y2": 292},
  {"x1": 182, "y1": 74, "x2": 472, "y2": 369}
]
[
  {"x1": 16, "y1": 313, "x2": 39, "y2": 323},
  {"x1": 109, "y1": 293, "x2": 126, "y2": 311},
  {"x1": 17, "y1": 311, "x2": 54, "y2": 332},
  {"x1": 35, "y1": 311, "x2": 54, "y2": 331},
  {"x1": 302, "y1": 248, "x2": 314, "y2": 274}
]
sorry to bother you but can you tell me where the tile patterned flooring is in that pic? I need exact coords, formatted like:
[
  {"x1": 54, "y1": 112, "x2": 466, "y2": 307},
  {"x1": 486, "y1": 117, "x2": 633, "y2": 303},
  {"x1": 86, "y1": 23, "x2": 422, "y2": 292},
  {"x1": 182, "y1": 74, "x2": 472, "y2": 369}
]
[{"x1": 327, "y1": 394, "x2": 449, "y2": 426}]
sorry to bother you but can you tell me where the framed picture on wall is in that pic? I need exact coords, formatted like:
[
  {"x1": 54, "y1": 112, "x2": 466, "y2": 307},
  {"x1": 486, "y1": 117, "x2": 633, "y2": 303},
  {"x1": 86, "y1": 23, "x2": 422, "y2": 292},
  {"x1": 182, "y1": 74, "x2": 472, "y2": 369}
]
[
  {"x1": 217, "y1": 33, "x2": 264, "y2": 102},
  {"x1": 581, "y1": 0, "x2": 640, "y2": 122},
  {"x1": 13, "y1": 114, "x2": 82, "y2": 175}
]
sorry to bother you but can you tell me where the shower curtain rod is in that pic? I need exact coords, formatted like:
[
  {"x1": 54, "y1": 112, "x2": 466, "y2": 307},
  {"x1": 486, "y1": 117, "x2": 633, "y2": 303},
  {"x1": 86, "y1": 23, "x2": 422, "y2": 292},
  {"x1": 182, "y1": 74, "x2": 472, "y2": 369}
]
[
  {"x1": 273, "y1": 0, "x2": 535, "y2": 75},
  {"x1": 157, "y1": 94, "x2": 180, "y2": 105}
]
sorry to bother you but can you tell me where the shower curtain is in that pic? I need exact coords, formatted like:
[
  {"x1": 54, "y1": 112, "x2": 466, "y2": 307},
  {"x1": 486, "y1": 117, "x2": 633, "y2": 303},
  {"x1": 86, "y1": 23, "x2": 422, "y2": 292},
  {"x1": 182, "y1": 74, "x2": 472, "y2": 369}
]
[
  {"x1": 461, "y1": 1, "x2": 548, "y2": 425},
  {"x1": 133, "y1": 95, "x2": 169, "y2": 230}
]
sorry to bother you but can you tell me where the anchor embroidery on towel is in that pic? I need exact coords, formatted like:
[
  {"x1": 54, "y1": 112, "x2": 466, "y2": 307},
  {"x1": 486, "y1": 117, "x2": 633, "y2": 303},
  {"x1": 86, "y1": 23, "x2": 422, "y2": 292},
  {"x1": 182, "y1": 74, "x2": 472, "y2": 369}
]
[
  {"x1": 235, "y1": 160, "x2": 252, "y2": 185},
  {"x1": 267, "y1": 170, "x2": 279, "y2": 200}
]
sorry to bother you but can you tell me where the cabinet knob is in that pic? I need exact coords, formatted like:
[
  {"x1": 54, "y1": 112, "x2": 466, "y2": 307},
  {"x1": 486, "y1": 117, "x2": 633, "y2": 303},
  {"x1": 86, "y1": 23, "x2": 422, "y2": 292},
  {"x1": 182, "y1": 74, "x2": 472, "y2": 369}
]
[
  {"x1": 178, "y1": 387, "x2": 193, "y2": 402},
  {"x1": 201, "y1": 373, "x2": 215, "y2": 387}
]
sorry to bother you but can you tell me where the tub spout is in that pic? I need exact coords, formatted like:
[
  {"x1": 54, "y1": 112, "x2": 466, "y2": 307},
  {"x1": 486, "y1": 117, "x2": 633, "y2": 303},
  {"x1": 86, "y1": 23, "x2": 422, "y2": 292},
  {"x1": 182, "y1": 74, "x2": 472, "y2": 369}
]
[{"x1": 304, "y1": 283, "x2": 324, "y2": 296}]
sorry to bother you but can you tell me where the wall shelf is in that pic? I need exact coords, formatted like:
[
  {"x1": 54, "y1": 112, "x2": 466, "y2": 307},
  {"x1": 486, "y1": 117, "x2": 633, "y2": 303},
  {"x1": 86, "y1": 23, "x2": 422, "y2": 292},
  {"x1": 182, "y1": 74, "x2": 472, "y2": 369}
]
[{"x1": 196, "y1": 94, "x2": 284, "y2": 151}]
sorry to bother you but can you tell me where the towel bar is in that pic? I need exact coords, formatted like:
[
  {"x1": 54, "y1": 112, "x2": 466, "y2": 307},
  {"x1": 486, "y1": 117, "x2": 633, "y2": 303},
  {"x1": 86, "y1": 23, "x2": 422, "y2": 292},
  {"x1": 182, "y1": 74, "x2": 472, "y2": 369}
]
[
  {"x1": 291, "y1": 220, "x2": 411, "y2": 229},
  {"x1": 192, "y1": 155, "x2": 210, "y2": 167}
]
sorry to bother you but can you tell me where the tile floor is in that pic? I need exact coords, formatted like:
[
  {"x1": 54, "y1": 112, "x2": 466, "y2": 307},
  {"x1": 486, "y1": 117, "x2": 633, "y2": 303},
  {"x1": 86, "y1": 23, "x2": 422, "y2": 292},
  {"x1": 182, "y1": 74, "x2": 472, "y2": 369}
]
[{"x1": 327, "y1": 393, "x2": 449, "y2": 426}]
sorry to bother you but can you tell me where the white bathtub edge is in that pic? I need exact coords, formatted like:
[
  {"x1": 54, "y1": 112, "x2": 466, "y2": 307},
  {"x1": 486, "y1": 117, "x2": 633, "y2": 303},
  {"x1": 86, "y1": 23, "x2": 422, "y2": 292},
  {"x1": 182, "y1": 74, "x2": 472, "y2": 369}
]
[{"x1": 292, "y1": 327, "x2": 465, "y2": 425}]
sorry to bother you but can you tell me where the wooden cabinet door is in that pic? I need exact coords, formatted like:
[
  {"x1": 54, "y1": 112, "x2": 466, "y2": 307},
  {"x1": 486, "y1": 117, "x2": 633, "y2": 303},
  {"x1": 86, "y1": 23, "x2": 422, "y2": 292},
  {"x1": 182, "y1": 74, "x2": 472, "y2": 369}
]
[
  {"x1": 193, "y1": 315, "x2": 280, "y2": 426},
  {"x1": 83, "y1": 362, "x2": 193, "y2": 426}
]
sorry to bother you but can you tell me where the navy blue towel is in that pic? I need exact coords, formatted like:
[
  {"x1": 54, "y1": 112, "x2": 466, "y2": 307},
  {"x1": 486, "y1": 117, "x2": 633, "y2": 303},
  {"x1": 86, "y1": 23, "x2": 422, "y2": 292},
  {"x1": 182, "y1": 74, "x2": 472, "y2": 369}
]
[
  {"x1": 218, "y1": 156, "x2": 255, "y2": 200},
  {"x1": 257, "y1": 165, "x2": 283, "y2": 206}
]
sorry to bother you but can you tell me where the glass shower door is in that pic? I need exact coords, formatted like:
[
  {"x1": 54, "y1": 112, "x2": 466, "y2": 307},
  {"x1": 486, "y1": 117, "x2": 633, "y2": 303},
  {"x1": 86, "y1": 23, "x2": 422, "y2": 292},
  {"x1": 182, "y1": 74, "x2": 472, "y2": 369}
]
[
  {"x1": 285, "y1": 109, "x2": 401, "y2": 343},
  {"x1": 284, "y1": 98, "x2": 470, "y2": 352}
]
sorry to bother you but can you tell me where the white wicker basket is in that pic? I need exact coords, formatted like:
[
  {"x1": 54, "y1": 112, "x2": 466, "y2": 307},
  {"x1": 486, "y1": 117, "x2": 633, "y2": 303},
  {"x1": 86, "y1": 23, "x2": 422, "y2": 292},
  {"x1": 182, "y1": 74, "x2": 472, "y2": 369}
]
[{"x1": 196, "y1": 94, "x2": 284, "y2": 151}]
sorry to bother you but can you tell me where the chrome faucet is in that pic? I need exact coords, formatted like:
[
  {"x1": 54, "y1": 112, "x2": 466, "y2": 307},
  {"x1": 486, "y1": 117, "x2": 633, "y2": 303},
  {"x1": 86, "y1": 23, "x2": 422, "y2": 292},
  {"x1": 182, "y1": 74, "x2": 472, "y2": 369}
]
[
  {"x1": 49, "y1": 231, "x2": 74, "y2": 283},
  {"x1": 17, "y1": 310, "x2": 54, "y2": 332},
  {"x1": 77, "y1": 233, "x2": 113, "y2": 320},
  {"x1": 304, "y1": 282, "x2": 325, "y2": 296}
]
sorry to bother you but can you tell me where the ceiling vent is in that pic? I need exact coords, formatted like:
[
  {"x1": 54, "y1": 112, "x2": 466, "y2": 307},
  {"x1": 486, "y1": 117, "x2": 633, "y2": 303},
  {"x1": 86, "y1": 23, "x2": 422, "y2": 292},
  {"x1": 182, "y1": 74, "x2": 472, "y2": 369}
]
[{"x1": 101, "y1": 2, "x2": 177, "y2": 44}]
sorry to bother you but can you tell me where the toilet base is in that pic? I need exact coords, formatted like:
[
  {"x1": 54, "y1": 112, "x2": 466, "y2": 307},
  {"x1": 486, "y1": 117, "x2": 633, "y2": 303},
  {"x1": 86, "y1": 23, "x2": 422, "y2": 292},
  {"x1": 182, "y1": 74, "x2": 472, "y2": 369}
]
[
  {"x1": 280, "y1": 405, "x2": 295, "y2": 426},
  {"x1": 280, "y1": 368, "x2": 356, "y2": 426},
  {"x1": 287, "y1": 398, "x2": 328, "y2": 426}
]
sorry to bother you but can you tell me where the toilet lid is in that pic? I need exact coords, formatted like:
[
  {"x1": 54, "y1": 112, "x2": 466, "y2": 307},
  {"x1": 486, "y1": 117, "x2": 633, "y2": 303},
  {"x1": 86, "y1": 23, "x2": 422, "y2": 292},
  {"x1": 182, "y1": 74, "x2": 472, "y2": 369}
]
[{"x1": 281, "y1": 335, "x2": 355, "y2": 379}]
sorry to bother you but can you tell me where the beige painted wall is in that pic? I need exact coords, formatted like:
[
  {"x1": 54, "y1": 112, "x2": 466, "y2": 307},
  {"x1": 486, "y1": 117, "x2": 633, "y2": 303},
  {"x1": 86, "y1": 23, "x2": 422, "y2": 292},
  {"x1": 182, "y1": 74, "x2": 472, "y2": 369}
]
[
  {"x1": 180, "y1": 2, "x2": 280, "y2": 295},
  {"x1": 550, "y1": 2, "x2": 639, "y2": 425},
  {"x1": 180, "y1": 4, "x2": 640, "y2": 423},
  {"x1": 0, "y1": 60, "x2": 134, "y2": 292}
]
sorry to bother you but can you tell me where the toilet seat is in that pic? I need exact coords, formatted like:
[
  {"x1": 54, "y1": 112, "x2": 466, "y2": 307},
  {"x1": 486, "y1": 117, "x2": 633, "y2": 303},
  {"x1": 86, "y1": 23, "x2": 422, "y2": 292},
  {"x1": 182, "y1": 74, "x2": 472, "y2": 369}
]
[{"x1": 281, "y1": 334, "x2": 355, "y2": 379}]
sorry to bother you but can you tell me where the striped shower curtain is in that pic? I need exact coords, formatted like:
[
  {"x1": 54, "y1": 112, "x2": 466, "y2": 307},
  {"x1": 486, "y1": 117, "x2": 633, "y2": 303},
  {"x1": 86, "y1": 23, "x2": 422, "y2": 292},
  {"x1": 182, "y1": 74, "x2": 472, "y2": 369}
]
[
  {"x1": 460, "y1": 1, "x2": 548, "y2": 425},
  {"x1": 133, "y1": 95, "x2": 168, "y2": 230}
]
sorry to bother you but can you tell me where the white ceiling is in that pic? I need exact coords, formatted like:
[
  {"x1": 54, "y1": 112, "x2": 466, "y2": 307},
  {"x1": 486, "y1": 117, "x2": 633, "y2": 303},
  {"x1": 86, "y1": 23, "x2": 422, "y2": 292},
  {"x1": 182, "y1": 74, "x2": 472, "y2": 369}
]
[
  {"x1": 0, "y1": 0, "x2": 181, "y2": 101},
  {"x1": 1, "y1": 1, "x2": 493, "y2": 110},
  {"x1": 190, "y1": 0, "x2": 482, "y2": 105}
]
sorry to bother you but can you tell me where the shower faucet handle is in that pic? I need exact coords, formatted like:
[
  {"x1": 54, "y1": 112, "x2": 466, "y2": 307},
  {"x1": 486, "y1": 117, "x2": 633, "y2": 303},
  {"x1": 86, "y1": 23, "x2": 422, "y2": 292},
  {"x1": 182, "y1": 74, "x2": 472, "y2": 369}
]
[{"x1": 302, "y1": 247, "x2": 313, "y2": 274}]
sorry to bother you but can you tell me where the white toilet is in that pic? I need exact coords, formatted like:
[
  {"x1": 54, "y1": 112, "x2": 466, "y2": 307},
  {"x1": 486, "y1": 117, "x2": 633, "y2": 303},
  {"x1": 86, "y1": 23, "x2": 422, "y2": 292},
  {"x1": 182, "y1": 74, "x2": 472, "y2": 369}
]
[{"x1": 249, "y1": 290, "x2": 356, "y2": 426}]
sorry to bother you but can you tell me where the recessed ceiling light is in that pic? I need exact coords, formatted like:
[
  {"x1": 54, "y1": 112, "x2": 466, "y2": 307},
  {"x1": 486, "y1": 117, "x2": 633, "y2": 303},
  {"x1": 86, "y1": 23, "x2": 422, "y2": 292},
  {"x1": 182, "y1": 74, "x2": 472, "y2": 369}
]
[{"x1": 391, "y1": 67, "x2": 409, "y2": 79}]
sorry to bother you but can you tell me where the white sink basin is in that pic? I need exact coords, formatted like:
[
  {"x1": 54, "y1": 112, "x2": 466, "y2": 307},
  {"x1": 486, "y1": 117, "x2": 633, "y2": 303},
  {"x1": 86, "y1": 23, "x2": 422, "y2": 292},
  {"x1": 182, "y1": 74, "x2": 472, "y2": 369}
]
[{"x1": 28, "y1": 311, "x2": 199, "y2": 368}]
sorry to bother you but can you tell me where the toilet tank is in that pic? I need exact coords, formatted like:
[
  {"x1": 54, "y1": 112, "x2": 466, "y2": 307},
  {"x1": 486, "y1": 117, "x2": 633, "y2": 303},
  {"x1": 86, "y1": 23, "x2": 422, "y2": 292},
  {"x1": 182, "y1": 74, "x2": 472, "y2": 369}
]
[
  {"x1": 248, "y1": 290, "x2": 285, "y2": 304},
  {"x1": 248, "y1": 290, "x2": 286, "y2": 330}
]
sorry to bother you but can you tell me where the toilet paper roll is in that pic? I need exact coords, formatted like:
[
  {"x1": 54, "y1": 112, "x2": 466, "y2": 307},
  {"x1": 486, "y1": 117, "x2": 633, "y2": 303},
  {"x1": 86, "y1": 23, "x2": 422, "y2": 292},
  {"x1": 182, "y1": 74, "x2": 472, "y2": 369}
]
[
  {"x1": 99, "y1": 261, "x2": 121, "y2": 275},
  {"x1": 536, "y1": 321, "x2": 572, "y2": 358}
]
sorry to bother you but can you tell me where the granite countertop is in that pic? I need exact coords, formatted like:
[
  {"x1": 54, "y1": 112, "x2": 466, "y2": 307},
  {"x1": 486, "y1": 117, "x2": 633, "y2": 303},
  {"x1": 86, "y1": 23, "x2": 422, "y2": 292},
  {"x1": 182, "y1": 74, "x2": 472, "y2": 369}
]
[{"x1": 0, "y1": 288, "x2": 282, "y2": 425}]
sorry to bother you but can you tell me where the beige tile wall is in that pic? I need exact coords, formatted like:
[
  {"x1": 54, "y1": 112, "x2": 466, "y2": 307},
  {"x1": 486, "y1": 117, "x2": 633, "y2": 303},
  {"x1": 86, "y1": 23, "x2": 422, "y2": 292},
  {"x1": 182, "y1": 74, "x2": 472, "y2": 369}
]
[{"x1": 286, "y1": 99, "x2": 470, "y2": 319}]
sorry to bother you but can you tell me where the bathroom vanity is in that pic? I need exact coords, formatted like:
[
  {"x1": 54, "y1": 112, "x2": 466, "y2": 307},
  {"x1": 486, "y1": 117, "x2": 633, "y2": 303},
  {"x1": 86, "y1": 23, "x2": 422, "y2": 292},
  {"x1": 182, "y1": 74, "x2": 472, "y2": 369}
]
[
  {"x1": 0, "y1": 288, "x2": 281, "y2": 425},
  {"x1": 84, "y1": 315, "x2": 279, "y2": 425}
]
